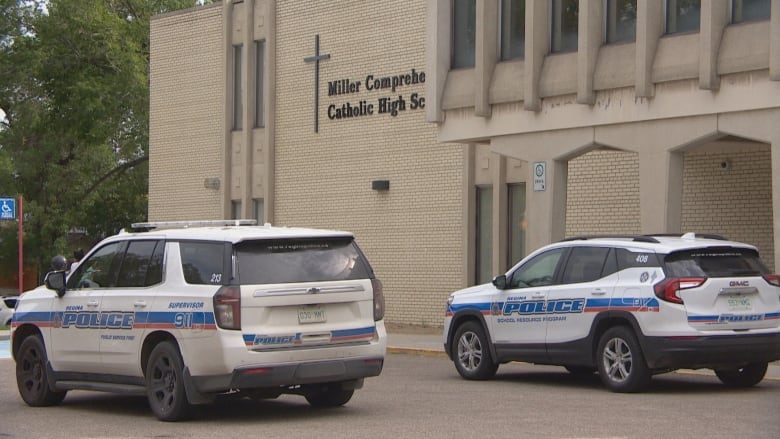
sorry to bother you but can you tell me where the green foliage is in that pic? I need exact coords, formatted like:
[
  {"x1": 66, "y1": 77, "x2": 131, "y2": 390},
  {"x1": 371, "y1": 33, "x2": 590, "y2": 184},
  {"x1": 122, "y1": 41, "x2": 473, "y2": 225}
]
[{"x1": 0, "y1": 0, "x2": 208, "y2": 279}]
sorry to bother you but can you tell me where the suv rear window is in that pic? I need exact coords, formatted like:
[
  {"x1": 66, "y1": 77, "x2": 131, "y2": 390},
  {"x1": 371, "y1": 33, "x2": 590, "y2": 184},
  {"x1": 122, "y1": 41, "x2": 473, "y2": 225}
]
[
  {"x1": 235, "y1": 238, "x2": 371, "y2": 284},
  {"x1": 663, "y1": 247, "x2": 769, "y2": 278}
]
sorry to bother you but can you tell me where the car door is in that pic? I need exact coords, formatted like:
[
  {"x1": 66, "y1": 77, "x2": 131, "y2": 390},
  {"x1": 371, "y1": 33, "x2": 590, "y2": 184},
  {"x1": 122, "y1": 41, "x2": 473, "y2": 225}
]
[
  {"x1": 50, "y1": 242, "x2": 123, "y2": 373},
  {"x1": 488, "y1": 248, "x2": 566, "y2": 358},
  {"x1": 99, "y1": 239, "x2": 164, "y2": 376},
  {"x1": 545, "y1": 247, "x2": 617, "y2": 360}
]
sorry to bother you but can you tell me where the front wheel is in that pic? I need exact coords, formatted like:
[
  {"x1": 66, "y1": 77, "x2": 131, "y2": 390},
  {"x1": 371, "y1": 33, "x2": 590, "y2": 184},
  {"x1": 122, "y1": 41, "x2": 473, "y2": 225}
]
[
  {"x1": 596, "y1": 326, "x2": 651, "y2": 393},
  {"x1": 452, "y1": 321, "x2": 498, "y2": 380},
  {"x1": 145, "y1": 341, "x2": 192, "y2": 421},
  {"x1": 715, "y1": 363, "x2": 767, "y2": 388},
  {"x1": 305, "y1": 384, "x2": 354, "y2": 408},
  {"x1": 16, "y1": 335, "x2": 67, "y2": 406}
]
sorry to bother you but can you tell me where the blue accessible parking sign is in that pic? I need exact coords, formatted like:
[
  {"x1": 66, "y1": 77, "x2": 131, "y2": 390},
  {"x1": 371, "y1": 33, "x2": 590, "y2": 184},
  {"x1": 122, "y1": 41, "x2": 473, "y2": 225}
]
[{"x1": 0, "y1": 197, "x2": 16, "y2": 220}]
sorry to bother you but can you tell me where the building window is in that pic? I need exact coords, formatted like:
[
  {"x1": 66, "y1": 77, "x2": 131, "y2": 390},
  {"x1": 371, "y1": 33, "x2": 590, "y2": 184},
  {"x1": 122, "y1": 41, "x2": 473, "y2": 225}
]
[
  {"x1": 606, "y1": 0, "x2": 637, "y2": 43},
  {"x1": 254, "y1": 198, "x2": 264, "y2": 223},
  {"x1": 732, "y1": 0, "x2": 770, "y2": 23},
  {"x1": 255, "y1": 40, "x2": 265, "y2": 128},
  {"x1": 507, "y1": 183, "x2": 526, "y2": 269},
  {"x1": 551, "y1": 0, "x2": 579, "y2": 53},
  {"x1": 666, "y1": 0, "x2": 701, "y2": 34},
  {"x1": 452, "y1": 0, "x2": 476, "y2": 68},
  {"x1": 231, "y1": 200, "x2": 242, "y2": 219},
  {"x1": 232, "y1": 44, "x2": 243, "y2": 131},
  {"x1": 500, "y1": 0, "x2": 526, "y2": 60},
  {"x1": 475, "y1": 185, "x2": 493, "y2": 284}
]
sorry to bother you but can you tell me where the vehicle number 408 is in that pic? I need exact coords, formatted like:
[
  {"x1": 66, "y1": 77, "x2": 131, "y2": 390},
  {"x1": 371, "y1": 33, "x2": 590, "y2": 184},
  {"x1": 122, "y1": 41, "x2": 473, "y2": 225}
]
[{"x1": 636, "y1": 254, "x2": 649, "y2": 264}]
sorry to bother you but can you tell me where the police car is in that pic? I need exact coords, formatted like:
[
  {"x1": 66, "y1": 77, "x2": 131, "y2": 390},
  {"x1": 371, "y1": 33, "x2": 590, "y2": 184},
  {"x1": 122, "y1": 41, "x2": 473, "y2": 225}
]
[
  {"x1": 11, "y1": 220, "x2": 386, "y2": 420},
  {"x1": 443, "y1": 233, "x2": 780, "y2": 392}
]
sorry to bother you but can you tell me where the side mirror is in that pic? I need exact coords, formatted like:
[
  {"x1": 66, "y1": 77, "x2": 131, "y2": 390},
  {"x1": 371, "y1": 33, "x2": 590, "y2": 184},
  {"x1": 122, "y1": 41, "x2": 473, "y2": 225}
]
[
  {"x1": 492, "y1": 274, "x2": 507, "y2": 290},
  {"x1": 45, "y1": 271, "x2": 67, "y2": 298}
]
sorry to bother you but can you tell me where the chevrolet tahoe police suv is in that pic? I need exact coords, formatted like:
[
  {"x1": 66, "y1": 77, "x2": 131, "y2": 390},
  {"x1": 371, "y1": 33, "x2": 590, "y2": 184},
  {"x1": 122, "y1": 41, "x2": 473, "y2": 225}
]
[
  {"x1": 444, "y1": 233, "x2": 780, "y2": 392},
  {"x1": 12, "y1": 220, "x2": 386, "y2": 421}
]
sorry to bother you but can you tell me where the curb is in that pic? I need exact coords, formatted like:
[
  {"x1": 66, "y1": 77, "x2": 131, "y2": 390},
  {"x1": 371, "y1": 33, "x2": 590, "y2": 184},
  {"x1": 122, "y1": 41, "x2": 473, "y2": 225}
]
[{"x1": 387, "y1": 346, "x2": 780, "y2": 381}]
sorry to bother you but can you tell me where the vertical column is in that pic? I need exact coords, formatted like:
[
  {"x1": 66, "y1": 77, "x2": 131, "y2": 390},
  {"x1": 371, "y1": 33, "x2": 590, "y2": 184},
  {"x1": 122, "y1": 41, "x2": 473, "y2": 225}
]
[
  {"x1": 463, "y1": 145, "x2": 476, "y2": 287},
  {"x1": 638, "y1": 148, "x2": 684, "y2": 233},
  {"x1": 222, "y1": 1, "x2": 235, "y2": 219},
  {"x1": 699, "y1": 0, "x2": 728, "y2": 90},
  {"x1": 577, "y1": 0, "x2": 603, "y2": 104},
  {"x1": 772, "y1": 138, "x2": 780, "y2": 271},
  {"x1": 264, "y1": 0, "x2": 276, "y2": 223},
  {"x1": 476, "y1": 0, "x2": 498, "y2": 117},
  {"x1": 635, "y1": 0, "x2": 663, "y2": 97},
  {"x1": 241, "y1": 0, "x2": 255, "y2": 219},
  {"x1": 525, "y1": 159, "x2": 567, "y2": 251},
  {"x1": 492, "y1": 153, "x2": 508, "y2": 274},
  {"x1": 524, "y1": 0, "x2": 549, "y2": 111},
  {"x1": 426, "y1": 0, "x2": 451, "y2": 123},
  {"x1": 771, "y1": 0, "x2": 780, "y2": 80}
]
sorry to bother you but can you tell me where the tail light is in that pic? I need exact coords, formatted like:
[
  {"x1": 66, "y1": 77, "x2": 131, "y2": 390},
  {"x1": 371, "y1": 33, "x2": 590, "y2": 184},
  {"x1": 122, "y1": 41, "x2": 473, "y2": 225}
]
[
  {"x1": 214, "y1": 286, "x2": 241, "y2": 329},
  {"x1": 763, "y1": 274, "x2": 780, "y2": 287},
  {"x1": 653, "y1": 277, "x2": 706, "y2": 304},
  {"x1": 372, "y1": 278, "x2": 385, "y2": 321}
]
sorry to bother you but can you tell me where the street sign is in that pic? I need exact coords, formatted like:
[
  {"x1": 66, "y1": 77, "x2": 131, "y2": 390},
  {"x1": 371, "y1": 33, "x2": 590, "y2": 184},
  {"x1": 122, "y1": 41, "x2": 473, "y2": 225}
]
[
  {"x1": 533, "y1": 162, "x2": 546, "y2": 192},
  {"x1": 0, "y1": 197, "x2": 15, "y2": 220}
]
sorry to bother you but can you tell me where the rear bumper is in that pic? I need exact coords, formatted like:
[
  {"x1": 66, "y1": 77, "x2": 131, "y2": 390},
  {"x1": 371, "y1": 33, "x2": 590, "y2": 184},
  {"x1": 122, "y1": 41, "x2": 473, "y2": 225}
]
[
  {"x1": 641, "y1": 332, "x2": 780, "y2": 370},
  {"x1": 189, "y1": 356, "x2": 384, "y2": 393}
]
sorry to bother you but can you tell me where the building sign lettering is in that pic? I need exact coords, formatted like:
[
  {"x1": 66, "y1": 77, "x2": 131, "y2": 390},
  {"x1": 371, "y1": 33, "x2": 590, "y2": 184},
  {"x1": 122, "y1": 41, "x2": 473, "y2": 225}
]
[{"x1": 325, "y1": 68, "x2": 425, "y2": 121}]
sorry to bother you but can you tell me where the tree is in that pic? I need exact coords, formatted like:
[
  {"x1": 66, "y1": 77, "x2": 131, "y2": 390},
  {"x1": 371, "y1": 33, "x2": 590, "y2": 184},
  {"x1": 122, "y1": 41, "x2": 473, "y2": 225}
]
[{"x1": 0, "y1": 0, "x2": 209, "y2": 282}]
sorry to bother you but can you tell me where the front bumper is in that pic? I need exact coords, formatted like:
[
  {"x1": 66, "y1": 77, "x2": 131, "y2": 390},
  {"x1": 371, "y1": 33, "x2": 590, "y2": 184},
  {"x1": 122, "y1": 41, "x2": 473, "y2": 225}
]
[{"x1": 641, "y1": 332, "x2": 780, "y2": 370}]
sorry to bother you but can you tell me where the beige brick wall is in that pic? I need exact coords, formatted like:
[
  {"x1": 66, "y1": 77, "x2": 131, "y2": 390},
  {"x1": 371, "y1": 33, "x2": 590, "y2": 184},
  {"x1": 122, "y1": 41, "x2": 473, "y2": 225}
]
[
  {"x1": 275, "y1": 1, "x2": 464, "y2": 326},
  {"x1": 566, "y1": 149, "x2": 641, "y2": 236},
  {"x1": 682, "y1": 147, "x2": 775, "y2": 271},
  {"x1": 149, "y1": 6, "x2": 225, "y2": 221}
]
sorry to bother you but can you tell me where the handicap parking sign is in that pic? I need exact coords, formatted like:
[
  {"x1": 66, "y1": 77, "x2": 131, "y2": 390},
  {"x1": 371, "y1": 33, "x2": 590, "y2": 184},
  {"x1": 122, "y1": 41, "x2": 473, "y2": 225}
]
[{"x1": 0, "y1": 198, "x2": 16, "y2": 220}]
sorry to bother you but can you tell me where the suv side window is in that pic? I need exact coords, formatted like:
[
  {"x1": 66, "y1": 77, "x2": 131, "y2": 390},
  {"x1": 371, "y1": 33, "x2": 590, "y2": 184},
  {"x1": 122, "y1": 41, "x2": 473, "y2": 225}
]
[
  {"x1": 180, "y1": 241, "x2": 225, "y2": 285},
  {"x1": 616, "y1": 248, "x2": 661, "y2": 270},
  {"x1": 116, "y1": 240, "x2": 164, "y2": 288},
  {"x1": 561, "y1": 247, "x2": 610, "y2": 284},
  {"x1": 68, "y1": 242, "x2": 124, "y2": 289},
  {"x1": 508, "y1": 248, "x2": 565, "y2": 288}
]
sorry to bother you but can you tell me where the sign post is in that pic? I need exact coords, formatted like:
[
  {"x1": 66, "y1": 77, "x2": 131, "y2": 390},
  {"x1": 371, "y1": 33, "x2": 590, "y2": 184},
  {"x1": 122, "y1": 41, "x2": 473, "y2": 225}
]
[{"x1": 1, "y1": 196, "x2": 23, "y2": 294}]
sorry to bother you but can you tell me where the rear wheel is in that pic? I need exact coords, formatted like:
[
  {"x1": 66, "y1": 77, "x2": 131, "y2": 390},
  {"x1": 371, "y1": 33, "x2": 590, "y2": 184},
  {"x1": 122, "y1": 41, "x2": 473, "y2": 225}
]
[
  {"x1": 146, "y1": 341, "x2": 192, "y2": 421},
  {"x1": 714, "y1": 363, "x2": 767, "y2": 388},
  {"x1": 596, "y1": 326, "x2": 651, "y2": 393},
  {"x1": 453, "y1": 321, "x2": 498, "y2": 380},
  {"x1": 16, "y1": 335, "x2": 67, "y2": 406},
  {"x1": 305, "y1": 384, "x2": 354, "y2": 408}
]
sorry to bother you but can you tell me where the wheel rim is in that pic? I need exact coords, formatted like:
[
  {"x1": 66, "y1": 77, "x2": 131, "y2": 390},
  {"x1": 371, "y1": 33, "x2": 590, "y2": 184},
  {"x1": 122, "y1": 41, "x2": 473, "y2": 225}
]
[
  {"x1": 149, "y1": 355, "x2": 177, "y2": 412},
  {"x1": 19, "y1": 345, "x2": 45, "y2": 397},
  {"x1": 457, "y1": 331, "x2": 483, "y2": 372},
  {"x1": 602, "y1": 337, "x2": 632, "y2": 383}
]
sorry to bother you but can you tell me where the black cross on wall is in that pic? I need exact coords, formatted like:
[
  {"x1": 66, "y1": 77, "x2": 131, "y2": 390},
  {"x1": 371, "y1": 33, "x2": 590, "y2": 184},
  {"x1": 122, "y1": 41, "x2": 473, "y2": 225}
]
[{"x1": 304, "y1": 34, "x2": 330, "y2": 133}]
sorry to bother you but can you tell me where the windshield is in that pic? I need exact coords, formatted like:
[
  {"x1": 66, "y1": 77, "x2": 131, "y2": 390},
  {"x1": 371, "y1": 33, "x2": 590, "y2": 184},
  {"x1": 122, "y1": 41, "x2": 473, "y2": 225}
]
[
  {"x1": 234, "y1": 237, "x2": 371, "y2": 284},
  {"x1": 663, "y1": 247, "x2": 769, "y2": 278}
]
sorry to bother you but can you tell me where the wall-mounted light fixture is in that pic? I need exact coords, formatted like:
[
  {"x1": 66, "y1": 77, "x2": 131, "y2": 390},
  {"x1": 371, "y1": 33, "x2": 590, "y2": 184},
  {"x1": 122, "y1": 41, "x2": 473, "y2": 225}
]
[
  {"x1": 204, "y1": 177, "x2": 221, "y2": 190},
  {"x1": 371, "y1": 180, "x2": 390, "y2": 191}
]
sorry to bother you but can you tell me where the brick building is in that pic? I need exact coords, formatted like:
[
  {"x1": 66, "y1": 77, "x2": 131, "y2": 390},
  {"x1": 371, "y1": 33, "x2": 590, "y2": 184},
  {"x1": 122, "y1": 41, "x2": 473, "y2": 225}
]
[{"x1": 150, "y1": 0, "x2": 779, "y2": 327}]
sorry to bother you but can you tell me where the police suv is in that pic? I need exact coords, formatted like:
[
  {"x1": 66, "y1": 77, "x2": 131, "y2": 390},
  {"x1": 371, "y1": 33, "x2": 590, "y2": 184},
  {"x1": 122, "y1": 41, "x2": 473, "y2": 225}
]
[
  {"x1": 444, "y1": 233, "x2": 780, "y2": 392},
  {"x1": 12, "y1": 220, "x2": 386, "y2": 420}
]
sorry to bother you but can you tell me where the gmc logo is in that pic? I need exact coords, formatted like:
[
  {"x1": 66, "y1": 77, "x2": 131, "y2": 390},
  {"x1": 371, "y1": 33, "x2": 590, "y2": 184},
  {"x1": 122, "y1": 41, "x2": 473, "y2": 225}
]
[{"x1": 729, "y1": 280, "x2": 749, "y2": 287}]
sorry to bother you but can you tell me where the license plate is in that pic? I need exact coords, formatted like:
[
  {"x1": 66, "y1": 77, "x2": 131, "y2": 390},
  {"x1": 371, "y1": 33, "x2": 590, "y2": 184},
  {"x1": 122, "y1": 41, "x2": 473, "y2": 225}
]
[
  {"x1": 298, "y1": 305, "x2": 326, "y2": 324},
  {"x1": 726, "y1": 295, "x2": 752, "y2": 311}
]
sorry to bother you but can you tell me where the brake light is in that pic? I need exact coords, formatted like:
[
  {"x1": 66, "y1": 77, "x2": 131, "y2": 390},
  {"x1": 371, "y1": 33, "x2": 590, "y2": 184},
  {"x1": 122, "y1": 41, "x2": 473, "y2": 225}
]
[
  {"x1": 372, "y1": 278, "x2": 385, "y2": 321},
  {"x1": 653, "y1": 277, "x2": 706, "y2": 304},
  {"x1": 214, "y1": 286, "x2": 241, "y2": 329},
  {"x1": 763, "y1": 274, "x2": 780, "y2": 287}
]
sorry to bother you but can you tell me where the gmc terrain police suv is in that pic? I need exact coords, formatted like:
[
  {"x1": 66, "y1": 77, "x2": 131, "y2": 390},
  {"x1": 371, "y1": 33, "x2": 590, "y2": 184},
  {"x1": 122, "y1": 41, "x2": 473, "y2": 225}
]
[
  {"x1": 12, "y1": 220, "x2": 386, "y2": 421},
  {"x1": 444, "y1": 233, "x2": 780, "y2": 392}
]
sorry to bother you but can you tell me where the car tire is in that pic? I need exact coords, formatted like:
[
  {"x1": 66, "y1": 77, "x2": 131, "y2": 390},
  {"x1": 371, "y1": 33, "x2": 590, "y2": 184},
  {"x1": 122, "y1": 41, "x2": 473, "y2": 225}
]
[
  {"x1": 145, "y1": 341, "x2": 192, "y2": 421},
  {"x1": 714, "y1": 362, "x2": 768, "y2": 388},
  {"x1": 596, "y1": 326, "x2": 651, "y2": 393},
  {"x1": 305, "y1": 384, "x2": 354, "y2": 408},
  {"x1": 16, "y1": 335, "x2": 67, "y2": 406},
  {"x1": 452, "y1": 321, "x2": 498, "y2": 380}
]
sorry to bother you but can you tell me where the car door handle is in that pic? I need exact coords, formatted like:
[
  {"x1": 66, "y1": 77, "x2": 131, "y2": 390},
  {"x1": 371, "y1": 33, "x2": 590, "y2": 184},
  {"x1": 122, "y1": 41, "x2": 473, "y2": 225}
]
[
  {"x1": 591, "y1": 290, "x2": 607, "y2": 296},
  {"x1": 134, "y1": 300, "x2": 147, "y2": 308},
  {"x1": 87, "y1": 300, "x2": 100, "y2": 307},
  {"x1": 531, "y1": 292, "x2": 545, "y2": 299}
]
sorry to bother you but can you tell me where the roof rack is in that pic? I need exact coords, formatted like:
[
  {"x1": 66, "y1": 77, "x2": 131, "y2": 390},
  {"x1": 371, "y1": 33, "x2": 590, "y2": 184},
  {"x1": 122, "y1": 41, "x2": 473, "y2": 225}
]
[
  {"x1": 644, "y1": 232, "x2": 728, "y2": 241},
  {"x1": 130, "y1": 219, "x2": 258, "y2": 231},
  {"x1": 562, "y1": 235, "x2": 660, "y2": 243}
]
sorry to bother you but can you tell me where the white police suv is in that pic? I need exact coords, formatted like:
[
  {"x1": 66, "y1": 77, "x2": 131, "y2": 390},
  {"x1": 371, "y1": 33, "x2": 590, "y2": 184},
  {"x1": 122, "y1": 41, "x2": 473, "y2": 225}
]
[
  {"x1": 444, "y1": 233, "x2": 780, "y2": 392},
  {"x1": 12, "y1": 220, "x2": 386, "y2": 420}
]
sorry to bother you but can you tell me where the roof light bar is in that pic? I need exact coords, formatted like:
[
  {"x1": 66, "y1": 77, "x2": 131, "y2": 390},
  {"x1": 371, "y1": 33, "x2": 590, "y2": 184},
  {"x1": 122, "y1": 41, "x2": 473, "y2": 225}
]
[{"x1": 131, "y1": 219, "x2": 258, "y2": 230}]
